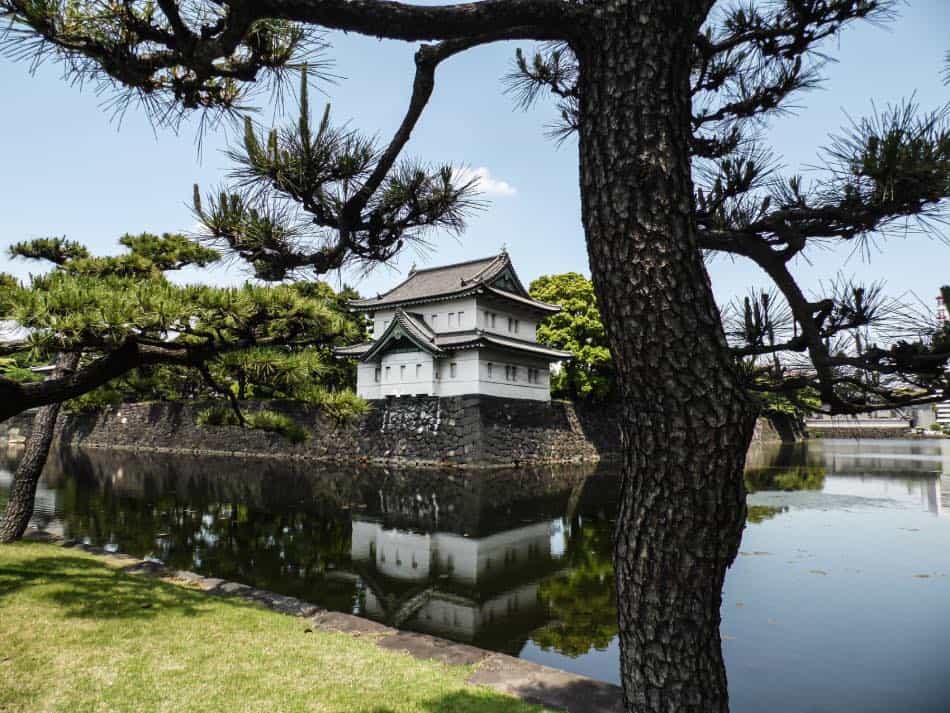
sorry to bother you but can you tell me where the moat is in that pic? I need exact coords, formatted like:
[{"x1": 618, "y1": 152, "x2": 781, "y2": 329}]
[{"x1": 3, "y1": 439, "x2": 950, "y2": 713}]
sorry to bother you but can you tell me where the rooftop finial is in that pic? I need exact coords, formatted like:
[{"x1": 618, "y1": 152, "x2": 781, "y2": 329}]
[
  {"x1": 500, "y1": 243, "x2": 508, "y2": 255},
  {"x1": 409, "y1": 261, "x2": 417, "y2": 275}
]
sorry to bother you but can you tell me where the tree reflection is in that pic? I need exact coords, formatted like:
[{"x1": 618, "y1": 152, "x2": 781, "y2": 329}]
[
  {"x1": 47, "y1": 456, "x2": 360, "y2": 610},
  {"x1": 533, "y1": 515, "x2": 616, "y2": 656},
  {"x1": 746, "y1": 505, "x2": 788, "y2": 524},
  {"x1": 744, "y1": 464, "x2": 825, "y2": 494}
]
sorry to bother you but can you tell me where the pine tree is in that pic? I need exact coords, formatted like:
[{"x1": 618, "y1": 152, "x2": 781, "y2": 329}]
[
  {"x1": 0, "y1": 233, "x2": 361, "y2": 540},
  {"x1": 3, "y1": 3, "x2": 950, "y2": 710}
]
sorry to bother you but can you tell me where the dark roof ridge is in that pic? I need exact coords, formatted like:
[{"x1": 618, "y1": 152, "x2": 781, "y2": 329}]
[
  {"x1": 409, "y1": 252, "x2": 505, "y2": 276},
  {"x1": 348, "y1": 252, "x2": 511, "y2": 309}
]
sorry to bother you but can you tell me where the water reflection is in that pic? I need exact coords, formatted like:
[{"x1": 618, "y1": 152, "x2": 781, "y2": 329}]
[
  {"x1": 2, "y1": 447, "x2": 618, "y2": 655},
  {"x1": 4, "y1": 439, "x2": 950, "y2": 712}
]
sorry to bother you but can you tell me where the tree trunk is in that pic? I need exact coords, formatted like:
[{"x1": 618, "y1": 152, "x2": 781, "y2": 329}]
[
  {"x1": 0, "y1": 353, "x2": 80, "y2": 543},
  {"x1": 575, "y1": 2, "x2": 757, "y2": 711}
]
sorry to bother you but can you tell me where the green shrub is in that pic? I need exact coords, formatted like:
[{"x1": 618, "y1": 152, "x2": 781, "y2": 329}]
[
  {"x1": 196, "y1": 406, "x2": 241, "y2": 427},
  {"x1": 197, "y1": 406, "x2": 309, "y2": 443},
  {"x1": 294, "y1": 384, "x2": 368, "y2": 423},
  {"x1": 316, "y1": 389, "x2": 370, "y2": 423},
  {"x1": 246, "y1": 410, "x2": 309, "y2": 443},
  {"x1": 68, "y1": 385, "x2": 125, "y2": 412}
]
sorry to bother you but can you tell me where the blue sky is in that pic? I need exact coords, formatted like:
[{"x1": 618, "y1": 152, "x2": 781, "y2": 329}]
[{"x1": 0, "y1": 0, "x2": 947, "y2": 314}]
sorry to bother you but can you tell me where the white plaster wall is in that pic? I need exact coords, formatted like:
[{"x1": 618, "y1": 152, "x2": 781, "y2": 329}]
[
  {"x1": 476, "y1": 349, "x2": 551, "y2": 401},
  {"x1": 367, "y1": 309, "x2": 395, "y2": 338},
  {"x1": 472, "y1": 522, "x2": 552, "y2": 580},
  {"x1": 369, "y1": 297, "x2": 477, "y2": 336},
  {"x1": 378, "y1": 350, "x2": 435, "y2": 397},
  {"x1": 357, "y1": 348, "x2": 552, "y2": 400},
  {"x1": 427, "y1": 296, "x2": 477, "y2": 332},
  {"x1": 474, "y1": 297, "x2": 539, "y2": 341},
  {"x1": 350, "y1": 519, "x2": 378, "y2": 560},
  {"x1": 355, "y1": 362, "x2": 382, "y2": 400},
  {"x1": 430, "y1": 521, "x2": 552, "y2": 585},
  {"x1": 431, "y1": 350, "x2": 481, "y2": 397},
  {"x1": 431, "y1": 533, "x2": 480, "y2": 582}
]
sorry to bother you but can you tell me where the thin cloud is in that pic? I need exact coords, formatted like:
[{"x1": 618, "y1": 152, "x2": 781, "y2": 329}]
[{"x1": 456, "y1": 166, "x2": 517, "y2": 197}]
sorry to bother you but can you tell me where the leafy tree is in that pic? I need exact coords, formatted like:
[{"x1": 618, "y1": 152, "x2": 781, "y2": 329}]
[
  {"x1": 530, "y1": 273, "x2": 616, "y2": 402},
  {"x1": 4, "y1": 2, "x2": 950, "y2": 710},
  {"x1": 532, "y1": 273, "x2": 822, "y2": 414}
]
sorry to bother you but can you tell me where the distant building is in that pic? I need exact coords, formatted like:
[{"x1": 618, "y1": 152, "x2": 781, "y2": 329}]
[
  {"x1": 810, "y1": 292, "x2": 950, "y2": 430},
  {"x1": 336, "y1": 252, "x2": 571, "y2": 401},
  {"x1": 805, "y1": 409, "x2": 912, "y2": 432},
  {"x1": 937, "y1": 292, "x2": 950, "y2": 425}
]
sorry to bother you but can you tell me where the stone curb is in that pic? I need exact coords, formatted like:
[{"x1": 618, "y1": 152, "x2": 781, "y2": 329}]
[{"x1": 20, "y1": 529, "x2": 623, "y2": 713}]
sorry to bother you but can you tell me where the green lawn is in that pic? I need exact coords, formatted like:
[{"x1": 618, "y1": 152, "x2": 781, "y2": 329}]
[{"x1": 0, "y1": 543, "x2": 547, "y2": 713}]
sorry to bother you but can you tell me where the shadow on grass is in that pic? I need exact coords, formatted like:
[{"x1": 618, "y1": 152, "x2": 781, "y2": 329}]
[
  {"x1": 0, "y1": 550, "x2": 216, "y2": 620},
  {"x1": 0, "y1": 548, "x2": 557, "y2": 713},
  {"x1": 367, "y1": 690, "x2": 547, "y2": 713}
]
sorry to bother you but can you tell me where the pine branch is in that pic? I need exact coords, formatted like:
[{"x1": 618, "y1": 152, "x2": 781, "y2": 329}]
[{"x1": 192, "y1": 43, "x2": 487, "y2": 280}]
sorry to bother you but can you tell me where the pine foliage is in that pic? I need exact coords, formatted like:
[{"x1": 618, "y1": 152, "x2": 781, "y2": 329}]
[
  {"x1": 192, "y1": 69, "x2": 479, "y2": 280},
  {"x1": 0, "y1": 232, "x2": 367, "y2": 423}
]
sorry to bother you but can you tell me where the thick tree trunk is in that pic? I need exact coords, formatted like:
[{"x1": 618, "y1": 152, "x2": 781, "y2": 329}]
[
  {"x1": 575, "y1": 2, "x2": 757, "y2": 711},
  {"x1": 0, "y1": 353, "x2": 80, "y2": 543}
]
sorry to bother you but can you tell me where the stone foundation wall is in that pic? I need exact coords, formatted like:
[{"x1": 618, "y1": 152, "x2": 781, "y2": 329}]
[
  {"x1": 0, "y1": 397, "x2": 796, "y2": 467},
  {"x1": 1, "y1": 396, "x2": 619, "y2": 467},
  {"x1": 807, "y1": 426, "x2": 912, "y2": 439}
]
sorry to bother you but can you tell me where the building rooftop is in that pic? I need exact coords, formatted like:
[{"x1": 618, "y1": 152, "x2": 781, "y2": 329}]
[{"x1": 348, "y1": 252, "x2": 560, "y2": 314}]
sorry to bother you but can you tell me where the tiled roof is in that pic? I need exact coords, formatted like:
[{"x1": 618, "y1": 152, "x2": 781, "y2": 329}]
[
  {"x1": 349, "y1": 253, "x2": 511, "y2": 310},
  {"x1": 397, "y1": 310, "x2": 440, "y2": 348},
  {"x1": 358, "y1": 310, "x2": 445, "y2": 362},
  {"x1": 440, "y1": 332, "x2": 572, "y2": 360},
  {"x1": 335, "y1": 341, "x2": 374, "y2": 356},
  {"x1": 336, "y1": 328, "x2": 572, "y2": 362},
  {"x1": 481, "y1": 285, "x2": 561, "y2": 314}
]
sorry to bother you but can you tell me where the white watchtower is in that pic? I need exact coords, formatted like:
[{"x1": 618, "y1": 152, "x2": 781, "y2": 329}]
[{"x1": 336, "y1": 252, "x2": 570, "y2": 401}]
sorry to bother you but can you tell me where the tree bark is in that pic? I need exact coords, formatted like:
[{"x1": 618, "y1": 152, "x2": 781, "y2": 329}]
[
  {"x1": 0, "y1": 353, "x2": 80, "y2": 543},
  {"x1": 575, "y1": 2, "x2": 757, "y2": 711}
]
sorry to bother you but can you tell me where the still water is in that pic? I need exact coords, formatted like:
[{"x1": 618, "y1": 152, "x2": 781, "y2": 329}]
[{"x1": 3, "y1": 439, "x2": 950, "y2": 712}]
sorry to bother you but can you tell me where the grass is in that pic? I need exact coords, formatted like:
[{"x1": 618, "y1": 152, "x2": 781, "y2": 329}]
[{"x1": 0, "y1": 543, "x2": 547, "y2": 713}]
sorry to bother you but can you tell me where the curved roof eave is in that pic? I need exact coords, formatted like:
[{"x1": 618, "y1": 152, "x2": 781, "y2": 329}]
[{"x1": 359, "y1": 310, "x2": 445, "y2": 362}]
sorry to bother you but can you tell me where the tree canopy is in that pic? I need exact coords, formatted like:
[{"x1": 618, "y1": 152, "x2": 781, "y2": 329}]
[
  {"x1": 529, "y1": 272, "x2": 616, "y2": 403},
  {"x1": 0, "y1": 232, "x2": 363, "y2": 421}
]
